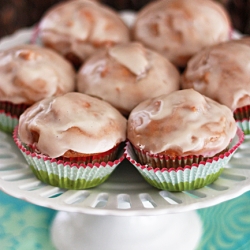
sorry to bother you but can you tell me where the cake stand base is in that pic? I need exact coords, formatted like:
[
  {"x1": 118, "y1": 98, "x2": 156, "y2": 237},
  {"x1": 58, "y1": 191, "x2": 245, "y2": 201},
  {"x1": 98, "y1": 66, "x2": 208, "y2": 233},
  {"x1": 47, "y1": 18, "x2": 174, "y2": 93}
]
[{"x1": 51, "y1": 211, "x2": 202, "y2": 250}]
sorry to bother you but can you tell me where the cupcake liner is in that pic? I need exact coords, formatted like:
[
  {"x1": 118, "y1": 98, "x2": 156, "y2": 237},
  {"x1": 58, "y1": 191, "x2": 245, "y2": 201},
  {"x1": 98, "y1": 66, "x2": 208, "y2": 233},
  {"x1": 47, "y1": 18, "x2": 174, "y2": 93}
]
[
  {"x1": 132, "y1": 146, "x2": 229, "y2": 169},
  {"x1": 30, "y1": 25, "x2": 41, "y2": 45},
  {"x1": 234, "y1": 105, "x2": 250, "y2": 134},
  {"x1": 0, "y1": 101, "x2": 29, "y2": 134},
  {"x1": 24, "y1": 143, "x2": 120, "y2": 165},
  {"x1": 0, "y1": 112, "x2": 19, "y2": 134},
  {"x1": 124, "y1": 127, "x2": 244, "y2": 191},
  {"x1": 13, "y1": 127, "x2": 124, "y2": 190}
]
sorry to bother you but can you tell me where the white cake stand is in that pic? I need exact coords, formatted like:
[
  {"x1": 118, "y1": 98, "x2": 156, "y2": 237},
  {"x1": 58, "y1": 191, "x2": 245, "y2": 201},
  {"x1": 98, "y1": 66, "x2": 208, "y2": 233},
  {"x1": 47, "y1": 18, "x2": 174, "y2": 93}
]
[
  {"x1": 1, "y1": 130, "x2": 250, "y2": 250},
  {"x1": 1, "y1": 18, "x2": 249, "y2": 249}
]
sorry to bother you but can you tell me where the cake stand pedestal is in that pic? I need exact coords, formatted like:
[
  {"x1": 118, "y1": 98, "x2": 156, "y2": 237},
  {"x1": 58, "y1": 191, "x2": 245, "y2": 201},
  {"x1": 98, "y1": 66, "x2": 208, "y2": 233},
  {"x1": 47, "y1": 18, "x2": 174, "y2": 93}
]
[
  {"x1": 1, "y1": 132, "x2": 250, "y2": 249},
  {"x1": 51, "y1": 211, "x2": 202, "y2": 250}
]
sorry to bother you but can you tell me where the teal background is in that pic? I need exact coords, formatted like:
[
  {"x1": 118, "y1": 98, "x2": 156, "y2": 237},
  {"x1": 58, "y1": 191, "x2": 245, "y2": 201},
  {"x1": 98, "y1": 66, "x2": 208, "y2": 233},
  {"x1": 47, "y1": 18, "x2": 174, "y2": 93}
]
[
  {"x1": 197, "y1": 191, "x2": 250, "y2": 250},
  {"x1": 0, "y1": 191, "x2": 56, "y2": 250},
  {"x1": 1, "y1": 190, "x2": 250, "y2": 249}
]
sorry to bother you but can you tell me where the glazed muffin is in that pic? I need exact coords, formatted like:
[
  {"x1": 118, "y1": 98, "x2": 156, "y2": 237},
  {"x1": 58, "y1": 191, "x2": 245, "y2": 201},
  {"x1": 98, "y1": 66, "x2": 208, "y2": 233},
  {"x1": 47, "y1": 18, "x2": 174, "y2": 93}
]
[
  {"x1": 125, "y1": 89, "x2": 243, "y2": 191},
  {"x1": 38, "y1": 0, "x2": 130, "y2": 68},
  {"x1": 14, "y1": 92, "x2": 127, "y2": 189},
  {"x1": 181, "y1": 38, "x2": 250, "y2": 134},
  {"x1": 132, "y1": 0, "x2": 231, "y2": 68},
  {"x1": 0, "y1": 44, "x2": 75, "y2": 133},
  {"x1": 77, "y1": 42, "x2": 180, "y2": 116}
]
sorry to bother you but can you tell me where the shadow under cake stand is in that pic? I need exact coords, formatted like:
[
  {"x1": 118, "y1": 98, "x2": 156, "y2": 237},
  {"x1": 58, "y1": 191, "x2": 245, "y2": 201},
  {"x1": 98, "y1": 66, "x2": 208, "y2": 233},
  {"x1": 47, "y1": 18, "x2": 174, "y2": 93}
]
[{"x1": 0, "y1": 131, "x2": 250, "y2": 250}]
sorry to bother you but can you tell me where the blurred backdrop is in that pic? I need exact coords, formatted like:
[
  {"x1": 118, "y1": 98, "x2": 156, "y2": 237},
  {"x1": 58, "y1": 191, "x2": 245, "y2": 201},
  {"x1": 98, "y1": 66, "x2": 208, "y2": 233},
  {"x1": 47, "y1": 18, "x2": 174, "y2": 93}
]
[{"x1": 0, "y1": 0, "x2": 250, "y2": 39}]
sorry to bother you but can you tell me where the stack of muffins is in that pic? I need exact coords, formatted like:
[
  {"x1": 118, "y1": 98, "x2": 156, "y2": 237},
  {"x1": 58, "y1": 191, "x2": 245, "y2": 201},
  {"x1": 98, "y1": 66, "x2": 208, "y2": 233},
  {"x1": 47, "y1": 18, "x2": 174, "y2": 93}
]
[{"x1": 1, "y1": 0, "x2": 247, "y2": 191}]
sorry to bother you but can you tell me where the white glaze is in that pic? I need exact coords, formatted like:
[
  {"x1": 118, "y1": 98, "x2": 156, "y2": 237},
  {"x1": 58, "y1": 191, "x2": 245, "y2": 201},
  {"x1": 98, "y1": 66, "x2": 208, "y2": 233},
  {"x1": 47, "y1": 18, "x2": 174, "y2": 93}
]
[
  {"x1": 108, "y1": 43, "x2": 149, "y2": 76},
  {"x1": 181, "y1": 38, "x2": 250, "y2": 111},
  {"x1": 18, "y1": 92, "x2": 127, "y2": 157},
  {"x1": 127, "y1": 89, "x2": 237, "y2": 157},
  {"x1": 133, "y1": 0, "x2": 231, "y2": 67},
  {"x1": 39, "y1": 0, "x2": 130, "y2": 63},
  {"x1": 77, "y1": 42, "x2": 180, "y2": 115},
  {"x1": 0, "y1": 44, "x2": 75, "y2": 104}
]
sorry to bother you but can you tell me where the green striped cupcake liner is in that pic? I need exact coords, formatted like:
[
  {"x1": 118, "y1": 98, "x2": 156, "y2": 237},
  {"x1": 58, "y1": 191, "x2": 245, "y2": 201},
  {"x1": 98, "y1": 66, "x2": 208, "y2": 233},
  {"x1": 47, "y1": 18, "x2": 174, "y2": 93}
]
[
  {"x1": 13, "y1": 127, "x2": 124, "y2": 190},
  {"x1": 236, "y1": 120, "x2": 250, "y2": 135},
  {"x1": 125, "y1": 128, "x2": 244, "y2": 191},
  {"x1": 0, "y1": 112, "x2": 19, "y2": 134},
  {"x1": 0, "y1": 101, "x2": 29, "y2": 134},
  {"x1": 234, "y1": 105, "x2": 250, "y2": 134}
]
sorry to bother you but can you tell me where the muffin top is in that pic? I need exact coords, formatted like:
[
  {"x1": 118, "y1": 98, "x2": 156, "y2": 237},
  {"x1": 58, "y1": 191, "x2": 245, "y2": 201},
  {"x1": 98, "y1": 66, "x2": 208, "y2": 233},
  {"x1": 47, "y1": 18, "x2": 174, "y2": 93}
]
[
  {"x1": 39, "y1": 0, "x2": 130, "y2": 67},
  {"x1": 18, "y1": 92, "x2": 127, "y2": 158},
  {"x1": 132, "y1": 0, "x2": 231, "y2": 68},
  {"x1": 0, "y1": 44, "x2": 75, "y2": 104},
  {"x1": 127, "y1": 89, "x2": 236, "y2": 157},
  {"x1": 77, "y1": 42, "x2": 180, "y2": 115},
  {"x1": 181, "y1": 38, "x2": 250, "y2": 111}
]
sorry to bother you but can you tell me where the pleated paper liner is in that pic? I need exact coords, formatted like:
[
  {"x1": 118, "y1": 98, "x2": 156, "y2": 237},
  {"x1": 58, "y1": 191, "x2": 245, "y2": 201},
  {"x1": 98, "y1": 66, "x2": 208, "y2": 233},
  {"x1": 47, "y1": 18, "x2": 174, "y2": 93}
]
[
  {"x1": 234, "y1": 105, "x2": 250, "y2": 134},
  {"x1": 0, "y1": 112, "x2": 19, "y2": 134},
  {"x1": 0, "y1": 101, "x2": 30, "y2": 134},
  {"x1": 124, "y1": 127, "x2": 244, "y2": 191},
  {"x1": 13, "y1": 126, "x2": 125, "y2": 190}
]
